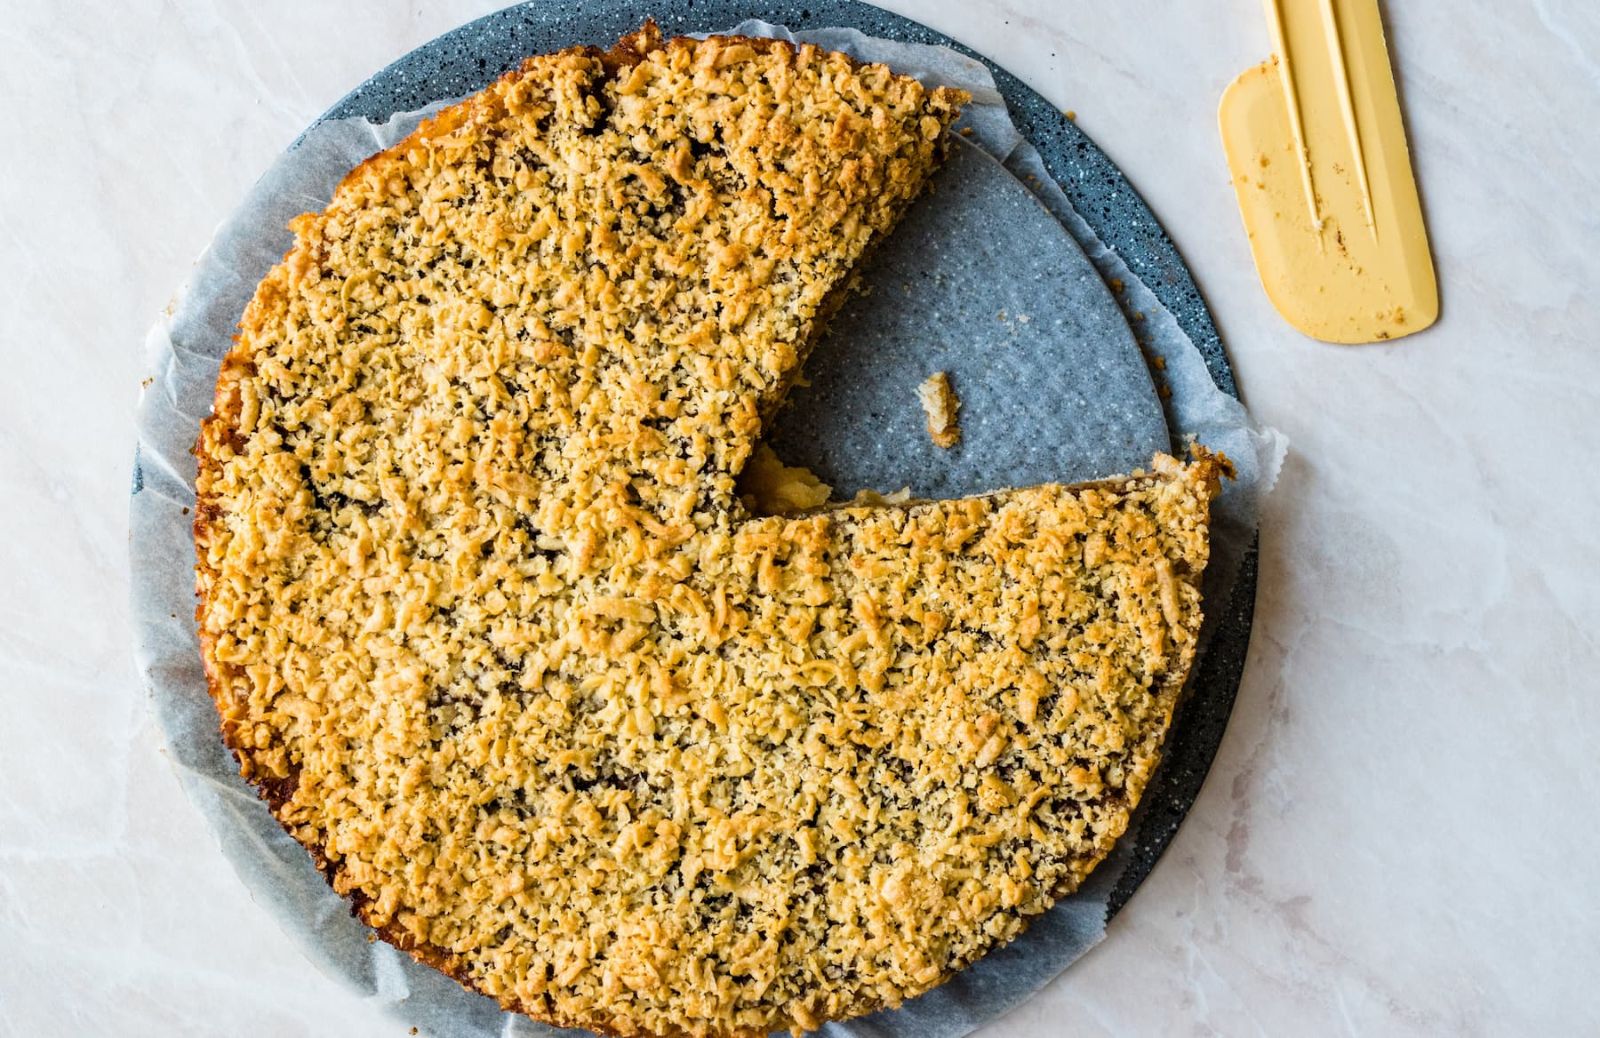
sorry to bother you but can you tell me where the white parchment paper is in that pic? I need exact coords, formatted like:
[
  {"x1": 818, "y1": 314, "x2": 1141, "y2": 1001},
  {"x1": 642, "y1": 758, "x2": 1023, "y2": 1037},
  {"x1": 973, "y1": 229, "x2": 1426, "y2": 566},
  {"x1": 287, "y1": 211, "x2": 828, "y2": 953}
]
[{"x1": 131, "y1": 22, "x2": 1284, "y2": 1038}]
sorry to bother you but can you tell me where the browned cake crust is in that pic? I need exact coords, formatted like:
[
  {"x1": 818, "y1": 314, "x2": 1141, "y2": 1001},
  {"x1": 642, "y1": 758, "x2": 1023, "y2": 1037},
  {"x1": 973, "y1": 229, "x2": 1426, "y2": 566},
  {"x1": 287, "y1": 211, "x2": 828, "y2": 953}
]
[{"x1": 194, "y1": 22, "x2": 1218, "y2": 1038}]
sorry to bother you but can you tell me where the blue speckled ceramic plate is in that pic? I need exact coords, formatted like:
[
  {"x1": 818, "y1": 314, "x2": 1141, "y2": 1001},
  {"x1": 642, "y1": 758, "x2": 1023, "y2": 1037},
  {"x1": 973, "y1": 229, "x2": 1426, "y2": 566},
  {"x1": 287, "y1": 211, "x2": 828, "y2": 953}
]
[{"x1": 118, "y1": 7, "x2": 1263, "y2": 1036}]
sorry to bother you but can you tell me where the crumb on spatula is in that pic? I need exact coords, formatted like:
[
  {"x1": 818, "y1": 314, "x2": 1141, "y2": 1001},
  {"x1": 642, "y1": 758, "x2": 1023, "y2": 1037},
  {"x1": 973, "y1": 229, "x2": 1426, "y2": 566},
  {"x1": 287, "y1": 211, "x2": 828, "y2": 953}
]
[{"x1": 917, "y1": 371, "x2": 962, "y2": 448}]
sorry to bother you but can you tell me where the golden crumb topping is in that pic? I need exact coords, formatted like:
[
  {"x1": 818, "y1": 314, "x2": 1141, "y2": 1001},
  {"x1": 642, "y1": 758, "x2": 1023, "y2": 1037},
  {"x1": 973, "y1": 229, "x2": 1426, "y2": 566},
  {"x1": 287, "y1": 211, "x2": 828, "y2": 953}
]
[{"x1": 194, "y1": 24, "x2": 1217, "y2": 1038}]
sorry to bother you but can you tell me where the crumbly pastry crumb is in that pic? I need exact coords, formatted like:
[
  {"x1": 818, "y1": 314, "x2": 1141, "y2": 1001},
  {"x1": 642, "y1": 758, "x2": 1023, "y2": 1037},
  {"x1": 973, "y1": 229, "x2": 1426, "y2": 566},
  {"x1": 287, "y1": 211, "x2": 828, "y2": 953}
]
[
  {"x1": 194, "y1": 22, "x2": 1218, "y2": 1038},
  {"x1": 917, "y1": 370, "x2": 962, "y2": 448},
  {"x1": 739, "y1": 445, "x2": 833, "y2": 514},
  {"x1": 846, "y1": 484, "x2": 913, "y2": 507}
]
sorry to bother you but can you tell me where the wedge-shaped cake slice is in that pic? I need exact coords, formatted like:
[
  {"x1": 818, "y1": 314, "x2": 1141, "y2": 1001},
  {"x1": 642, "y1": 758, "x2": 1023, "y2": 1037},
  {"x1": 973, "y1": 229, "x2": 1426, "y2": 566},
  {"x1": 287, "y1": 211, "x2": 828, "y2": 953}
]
[{"x1": 195, "y1": 23, "x2": 1220, "y2": 1038}]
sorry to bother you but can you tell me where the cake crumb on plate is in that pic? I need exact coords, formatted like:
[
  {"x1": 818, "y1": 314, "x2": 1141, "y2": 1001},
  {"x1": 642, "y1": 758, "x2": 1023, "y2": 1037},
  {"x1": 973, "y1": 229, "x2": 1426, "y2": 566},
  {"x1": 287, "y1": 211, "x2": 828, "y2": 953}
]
[{"x1": 918, "y1": 370, "x2": 962, "y2": 448}]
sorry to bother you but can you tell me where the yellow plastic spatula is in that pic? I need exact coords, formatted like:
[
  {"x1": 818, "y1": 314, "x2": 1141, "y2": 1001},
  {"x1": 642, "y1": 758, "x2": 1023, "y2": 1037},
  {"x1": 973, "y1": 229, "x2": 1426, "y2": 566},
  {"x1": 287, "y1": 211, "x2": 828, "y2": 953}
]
[{"x1": 1220, "y1": 0, "x2": 1437, "y2": 343}]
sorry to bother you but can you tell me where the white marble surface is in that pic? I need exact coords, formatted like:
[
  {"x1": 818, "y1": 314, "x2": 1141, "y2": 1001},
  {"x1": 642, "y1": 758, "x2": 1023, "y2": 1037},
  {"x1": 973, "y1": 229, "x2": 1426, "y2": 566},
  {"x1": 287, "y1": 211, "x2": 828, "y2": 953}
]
[{"x1": 3, "y1": 1, "x2": 1597, "y2": 1034}]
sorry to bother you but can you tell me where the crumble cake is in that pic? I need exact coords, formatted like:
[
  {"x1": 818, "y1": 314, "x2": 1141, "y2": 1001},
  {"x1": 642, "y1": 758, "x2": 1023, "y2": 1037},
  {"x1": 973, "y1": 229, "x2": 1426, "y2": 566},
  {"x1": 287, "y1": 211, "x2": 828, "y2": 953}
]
[{"x1": 194, "y1": 22, "x2": 1219, "y2": 1038}]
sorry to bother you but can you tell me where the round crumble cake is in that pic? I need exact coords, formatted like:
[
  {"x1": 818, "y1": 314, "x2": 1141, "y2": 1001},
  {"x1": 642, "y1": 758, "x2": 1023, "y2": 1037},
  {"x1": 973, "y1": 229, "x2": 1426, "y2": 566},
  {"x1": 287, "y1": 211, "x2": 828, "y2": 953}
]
[{"x1": 194, "y1": 23, "x2": 1220, "y2": 1038}]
